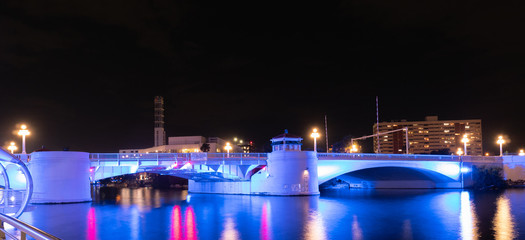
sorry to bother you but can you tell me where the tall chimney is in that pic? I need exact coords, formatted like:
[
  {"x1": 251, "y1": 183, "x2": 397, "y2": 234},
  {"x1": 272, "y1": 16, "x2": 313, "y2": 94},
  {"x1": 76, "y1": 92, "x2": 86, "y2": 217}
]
[{"x1": 154, "y1": 96, "x2": 166, "y2": 146}]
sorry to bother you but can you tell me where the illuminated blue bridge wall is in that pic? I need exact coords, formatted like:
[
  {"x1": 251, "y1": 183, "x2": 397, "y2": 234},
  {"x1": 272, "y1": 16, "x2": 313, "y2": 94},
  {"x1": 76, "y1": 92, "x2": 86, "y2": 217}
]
[
  {"x1": 86, "y1": 152, "x2": 520, "y2": 190},
  {"x1": 90, "y1": 153, "x2": 510, "y2": 188},
  {"x1": 6, "y1": 151, "x2": 525, "y2": 203}
]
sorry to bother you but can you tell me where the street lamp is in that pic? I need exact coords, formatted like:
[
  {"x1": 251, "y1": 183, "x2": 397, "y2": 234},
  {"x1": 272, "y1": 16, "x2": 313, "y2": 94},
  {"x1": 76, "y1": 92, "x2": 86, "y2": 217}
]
[
  {"x1": 17, "y1": 124, "x2": 30, "y2": 154},
  {"x1": 497, "y1": 136, "x2": 505, "y2": 156},
  {"x1": 456, "y1": 148, "x2": 464, "y2": 156},
  {"x1": 224, "y1": 142, "x2": 232, "y2": 157},
  {"x1": 310, "y1": 128, "x2": 320, "y2": 152},
  {"x1": 350, "y1": 144, "x2": 358, "y2": 153},
  {"x1": 7, "y1": 141, "x2": 17, "y2": 154},
  {"x1": 461, "y1": 134, "x2": 469, "y2": 156},
  {"x1": 519, "y1": 149, "x2": 525, "y2": 156}
]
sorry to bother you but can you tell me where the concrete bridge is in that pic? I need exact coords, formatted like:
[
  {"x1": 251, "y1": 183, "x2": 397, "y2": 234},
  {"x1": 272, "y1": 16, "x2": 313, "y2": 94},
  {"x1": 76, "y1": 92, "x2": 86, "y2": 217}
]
[
  {"x1": 2, "y1": 150, "x2": 524, "y2": 208},
  {"x1": 316, "y1": 153, "x2": 503, "y2": 188},
  {"x1": 89, "y1": 152, "x2": 268, "y2": 182},
  {"x1": 88, "y1": 152, "x2": 515, "y2": 189}
]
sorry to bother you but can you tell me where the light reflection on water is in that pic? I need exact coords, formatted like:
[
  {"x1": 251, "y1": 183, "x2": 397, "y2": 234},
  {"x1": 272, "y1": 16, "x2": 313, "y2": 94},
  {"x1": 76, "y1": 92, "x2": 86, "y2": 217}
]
[
  {"x1": 460, "y1": 191, "x2": 478, "y2": 240},
  {"x1": 493, "y1": 195, "x2": 515, "y2": 240},
  {"x1": 16, "y1": 187, "x2": 525, "y2": 239},
  {"x1": 260, "y1": 201, "x2": 272, "y2": 240}
]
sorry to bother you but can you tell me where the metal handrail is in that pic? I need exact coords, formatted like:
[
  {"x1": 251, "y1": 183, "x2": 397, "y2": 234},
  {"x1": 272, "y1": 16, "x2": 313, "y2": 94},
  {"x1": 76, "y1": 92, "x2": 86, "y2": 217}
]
[
  {"x1": 317, "y1": 153, "x2": 503, "y2": 162},
  {"x1": 89, "y1": 152, "x2": 269, "y2": 162},
  {"x1": 90, "y1": 152, "x2": 505, "y2": 163},
  {"x1": 0, "y1": 213, "x2": 60, "y2": 240},
  {"x1": 0, "y1": 148, "x2": 33, "y2": 218}
]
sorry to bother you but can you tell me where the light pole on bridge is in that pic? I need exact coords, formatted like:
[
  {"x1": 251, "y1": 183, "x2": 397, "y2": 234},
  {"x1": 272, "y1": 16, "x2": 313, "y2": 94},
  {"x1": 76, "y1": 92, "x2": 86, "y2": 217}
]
[
  {"x1": 224, "y1": 142, "x2": 232, "y2": 158},
  {"x1": 456, "y1": 148, "x2": 464, "y2": 156},
  {"x1": 461, "y1": 134, "x2": 469, "y2": 156},
  {"x1": 497, "y1": 136, "x2": 505, "y2": 156},
  {"x1": 17, "y1": 124, "x2": 30, "y2": 154},
  {"x1": 7, "y1": 141, "x2": 17, "y2": 154},
  {"x1": 310, "y1": 128, "x2": 320, "y2": 152}
]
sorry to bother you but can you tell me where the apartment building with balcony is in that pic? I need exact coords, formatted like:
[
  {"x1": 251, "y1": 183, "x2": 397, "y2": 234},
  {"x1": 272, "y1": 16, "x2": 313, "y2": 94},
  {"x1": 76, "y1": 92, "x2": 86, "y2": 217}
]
[{"x1": 372, "y1": 116, "x2": 482, "y2": 155}]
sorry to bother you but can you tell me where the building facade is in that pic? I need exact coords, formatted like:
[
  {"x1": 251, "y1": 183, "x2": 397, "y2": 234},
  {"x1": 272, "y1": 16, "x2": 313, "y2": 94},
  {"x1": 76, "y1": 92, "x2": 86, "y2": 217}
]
[
  {"x1": 373, "y1": 116, "x2": 482, "y2": 155},
  {"x1": 120, "y1": 136, "x2": 240, "y2": 154}
]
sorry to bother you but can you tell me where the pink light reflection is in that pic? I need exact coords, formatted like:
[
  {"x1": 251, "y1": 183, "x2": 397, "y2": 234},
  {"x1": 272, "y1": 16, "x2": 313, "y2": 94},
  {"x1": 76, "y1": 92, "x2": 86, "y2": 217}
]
[
  {"x1": 260, "y1": 201, "x2": 272, "y2": 240},
  {"x1": 170, "y1": 205, "x2": 182, "y2": 240},
  {"x1": 185, "y1": 206, "x2": 198, "y2": 240},
  {"x1": 87, "y1": 207, "x2": 96, "y2": 240}
]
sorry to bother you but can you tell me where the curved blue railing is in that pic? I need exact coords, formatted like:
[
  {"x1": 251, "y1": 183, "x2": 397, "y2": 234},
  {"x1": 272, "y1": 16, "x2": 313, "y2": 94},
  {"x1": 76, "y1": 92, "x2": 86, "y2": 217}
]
[{"x1": 0, "y1": 148, "x2": 33, "y2": 218}]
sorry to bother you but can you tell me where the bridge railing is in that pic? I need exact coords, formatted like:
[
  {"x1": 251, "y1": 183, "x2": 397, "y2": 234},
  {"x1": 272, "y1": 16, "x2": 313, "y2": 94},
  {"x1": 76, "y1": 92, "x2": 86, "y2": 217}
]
[
  {"x1": 317, "y1": 153, "x2": 503, "y2": 162},
  {"x1": 91, "y1": 152, "x2": 501, "y2": 164},
  {"x1": 89, "y1": 152, "x2": 268, "y2": 165},
  {"x1": 206, "y1": 153, "x2": 268, "y2": 160},
  {"x1": 0, "y1": 213, "x2": 60, "y2": 240},
  {"x1": 90, "y1": 153, "x2": 191, "y2": 161}
]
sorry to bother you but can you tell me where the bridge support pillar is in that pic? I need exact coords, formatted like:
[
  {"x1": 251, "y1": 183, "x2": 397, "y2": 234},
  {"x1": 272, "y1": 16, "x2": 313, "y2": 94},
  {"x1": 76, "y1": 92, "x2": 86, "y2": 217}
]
[
  {"x1": 503, "y1": 156, "x2": 525, "y2": 181},
  {"x1": 188, "y1": 181, "x2": 251, "y2": 194},
  {"x1": 251, "y1": 151, "x2": 319, "y2": 195},
  {"x1": 28, "y1": 151, "x2": 92, "y2": 203}
]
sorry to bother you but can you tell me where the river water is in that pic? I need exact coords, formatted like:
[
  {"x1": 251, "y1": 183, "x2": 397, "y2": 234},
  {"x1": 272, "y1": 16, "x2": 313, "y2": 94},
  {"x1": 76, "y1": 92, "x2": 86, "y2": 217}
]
[{"x1": 17, "y1": 187, "x2": 525, "y2": 239}]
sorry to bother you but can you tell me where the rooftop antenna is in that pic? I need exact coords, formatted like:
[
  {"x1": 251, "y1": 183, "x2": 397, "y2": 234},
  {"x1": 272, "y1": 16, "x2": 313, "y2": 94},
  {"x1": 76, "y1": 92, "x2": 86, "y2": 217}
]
[
  {"x1": 325, "y1": 114, "x2": 329, "y2": 152},
  {"x1": 376, "y1": 96, "x2": 380, "y2": 153}
]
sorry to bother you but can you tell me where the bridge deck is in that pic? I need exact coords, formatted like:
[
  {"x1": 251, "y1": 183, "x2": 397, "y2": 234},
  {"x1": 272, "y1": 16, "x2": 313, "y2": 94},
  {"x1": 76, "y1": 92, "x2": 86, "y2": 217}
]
[
  {"x1": 317, "y1": 153, "x2": 502, "y2": 162},
  {"x1": 89, "y1": 152, "x2": 502, "y2": 166},
  {"x1": 90, "y1": 153, "x2": 268, "y2": 167}
]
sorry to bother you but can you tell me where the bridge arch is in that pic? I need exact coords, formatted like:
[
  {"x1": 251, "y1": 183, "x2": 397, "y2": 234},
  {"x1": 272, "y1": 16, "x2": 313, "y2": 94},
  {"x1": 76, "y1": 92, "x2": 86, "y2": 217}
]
[{"x1": 318, "y1": 160, "x2": 463, "y2": 188}]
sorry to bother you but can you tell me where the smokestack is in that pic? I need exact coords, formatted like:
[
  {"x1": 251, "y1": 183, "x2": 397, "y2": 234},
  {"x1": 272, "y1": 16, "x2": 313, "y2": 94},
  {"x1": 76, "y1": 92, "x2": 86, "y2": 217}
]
[{"x1": 154, "y1": 96, "x2": 166, "y2": 146}]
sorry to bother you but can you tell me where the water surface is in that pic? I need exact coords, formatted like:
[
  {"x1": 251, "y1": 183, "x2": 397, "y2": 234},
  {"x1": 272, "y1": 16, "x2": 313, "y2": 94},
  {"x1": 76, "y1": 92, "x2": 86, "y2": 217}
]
[{"x1": 18, "y1": 187, "x2": 525, "y2": 239}]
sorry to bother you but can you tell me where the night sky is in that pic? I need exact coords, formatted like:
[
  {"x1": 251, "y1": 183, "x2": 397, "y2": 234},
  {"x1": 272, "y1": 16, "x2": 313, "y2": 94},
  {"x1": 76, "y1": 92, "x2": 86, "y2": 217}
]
[{"x1": 1, "y1": 1, "x2": 524, "y2": 154}]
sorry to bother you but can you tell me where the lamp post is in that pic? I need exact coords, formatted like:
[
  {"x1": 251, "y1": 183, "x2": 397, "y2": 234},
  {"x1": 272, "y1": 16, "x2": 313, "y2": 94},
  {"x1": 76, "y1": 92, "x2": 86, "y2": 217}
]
[
  {"x1": 456, "y1": 148, "x2": 464, "y2": 156},
  {"x1": 350, "y1": 144, "x2": 358, "y2": 153},
  {"x1": 497, "y1": 136, "x2": 505, "y2": 156},
  {"x1": 224, "y1": 142, "x2": 232, "y2": 157},
  {"x1": 17, "y1": 124, "x2": 30, "y2": 154},
  {"x1": 7, "y1": 141, "x2": 17, "y2": 154},
  {"x1": 461, "y1": 134, "x2": 469, "y2": 156},
  {"x1": 310, "y1": 128, "x2": 320, "y2": 152}
]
